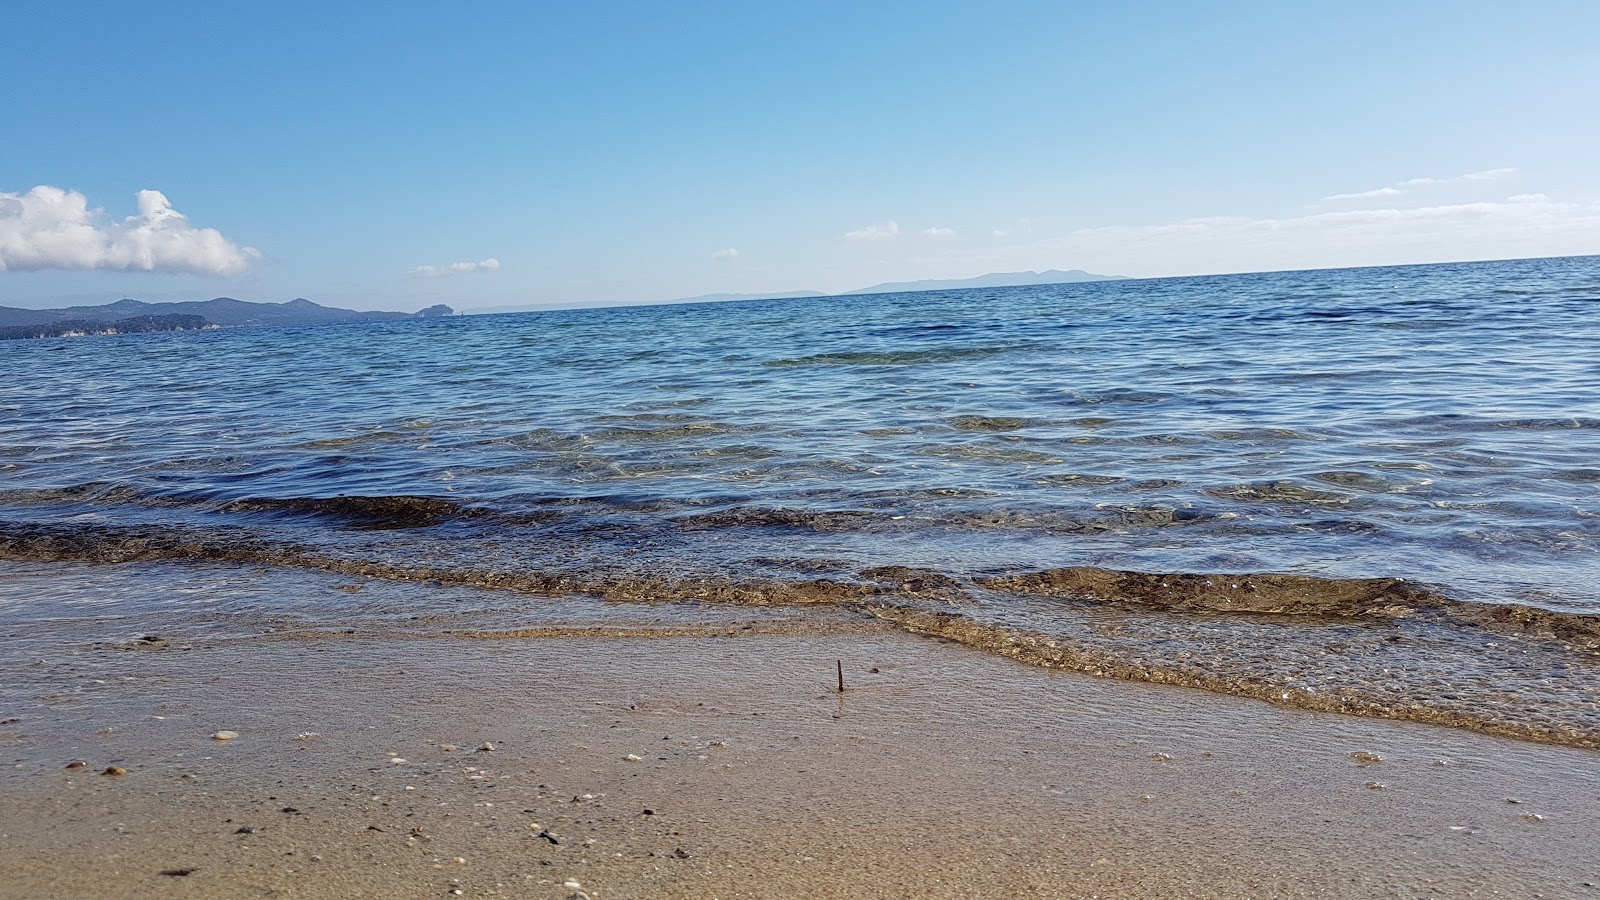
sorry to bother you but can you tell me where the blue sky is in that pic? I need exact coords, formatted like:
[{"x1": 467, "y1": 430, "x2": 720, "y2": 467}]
[{"x1": 3, "y1": 0, "x2": 1598, "y2": 311}]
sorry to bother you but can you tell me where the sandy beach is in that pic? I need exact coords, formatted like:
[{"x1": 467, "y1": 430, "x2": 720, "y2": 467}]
[{"x1": 2, "y1": 568, "x2": 1596, "y2": 899}]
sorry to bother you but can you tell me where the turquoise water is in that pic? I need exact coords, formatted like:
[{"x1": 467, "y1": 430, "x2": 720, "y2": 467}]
[{"x1": 4, "y1": 255, "x2": 1600, "y2": 744}]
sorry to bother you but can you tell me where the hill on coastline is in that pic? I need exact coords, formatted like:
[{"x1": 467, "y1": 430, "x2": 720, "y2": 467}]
[
  {"x1": 0, "y1": 313, "x2": 211, "y2": 341},
  {"x1": 0, "y1": 298, "x2": 453, "y2": 330}
]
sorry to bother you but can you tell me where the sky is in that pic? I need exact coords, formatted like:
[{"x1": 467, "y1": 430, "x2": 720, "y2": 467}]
[{"x1": 2, "y1": 0, "x2": 1598, "y2": 312}]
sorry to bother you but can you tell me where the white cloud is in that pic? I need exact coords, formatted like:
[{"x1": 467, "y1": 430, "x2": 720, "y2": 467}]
[
  {"x1": 414, "y1": 258, "x2": 501, "y2": 277},
  {"x1": 921, "y1": 226, "x2": 955, "y2": 238},
  {"x1": 1508, "y1": 193, "x2": 1548, "y2": 203},
  {"x1": 710, "y1": 247, "x2": 739, "y2": 260},
  {"x1": 1323, "y1": 187, "x2": 1404, "y2": 201},
  {"x1": 1036, "y1": 197, "x2": 1600, "y2": 278},
  {"x1": 1323, "y1": 168, "x2": 1520, "y2": 204},
  {"x1": 992, "y1": 229, "x2": 1009, "y2": 239},
  {"x1": 844, "y1": 220, "x2": 899, "y2": 241},
  {"x1": 0, "y1": 186, "x2": 258, "y2": 275}
]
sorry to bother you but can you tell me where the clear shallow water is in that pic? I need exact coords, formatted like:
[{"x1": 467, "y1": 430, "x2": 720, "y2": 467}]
[{"x1": 4, "y1": 256, "x2": 1600, "y2": 745}]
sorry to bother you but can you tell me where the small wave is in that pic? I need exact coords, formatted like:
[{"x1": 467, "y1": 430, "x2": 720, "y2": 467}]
[
  {"x1": 1394, "y1": 414, "x2": 1600, "y2": 432},
  {"x1": 5, "y1": 522, "x2": 1600, "y2": 747},
  {"x1": 1207, "y1": 428, "x2": 1324, "y2": 442},
  {"x1": 672, "y1": 503, "x2": 1216, "y2": 535},
  {"x1": 980, "y1": 566, "x2": 1444, "y2": 618},
  {"x1": 295, "y1": 431, "x2": 412, "y2": 450},
  {"x1": 1204, "y1": 480, "x2": 1358, "y2": 505},
  {"x1": 763, "y1": 345, "x2": 1023, "y2": 368},
  {"x1": 1039, "y1": 474, "x2": 1125, "y2": 488},
  {"x1": 981, "y1": 565, "x2": 1600, "y2": 649},
  {"x1": 220, "y1": 495, "x2": 464, "y2": 529},
  {"x1": 1306, "y1": 471, "x2": 1402, "y2": 492},
  {"x1": 0, "y1": 482, "x2": 203, "y2": 510},
  {"x1": 947, "y1": 415, "x2": 1032, "y2": 432},
  {"x1": 592, "y1": 422, "x2": 758, "y2": 441},
  {"x1": 914, "y1": 444, "x2": 1064, "y2": 465},
  {"x1": 1064, "y1": 389, "x2": 1175, "y2": 406},
  {"x1": 1547, "y1": 468, "x2": 1600, "y2": 484}
]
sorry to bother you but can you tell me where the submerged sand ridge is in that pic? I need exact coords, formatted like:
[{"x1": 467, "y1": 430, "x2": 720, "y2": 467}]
[
  {"x1": 4, "y1": 522, "x2": 1600, "y2": 750},
  {"x1": 2, "y1": 562, "x2": 1599, "y2": 898}
]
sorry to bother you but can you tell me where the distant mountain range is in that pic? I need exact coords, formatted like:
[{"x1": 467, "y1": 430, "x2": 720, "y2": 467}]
[
  {"x1": 469, "y1": 269, "x2": 1128, "y2": 314},
  {"x1": 7, "y1": 269, "x2": 1126, "y2": 331},
  {"x1": 663, "y1": 290, "x2": 829, "y2": 304},
  {"x1": 0, "y1": 297, "x2": 453, "y2": 332},
  {"x1": 670, "y1": 269, "x2": 1127, "y2": 305},
  {"x1": 841, "y1": 269, "x2": 1128, "y2": 295}
]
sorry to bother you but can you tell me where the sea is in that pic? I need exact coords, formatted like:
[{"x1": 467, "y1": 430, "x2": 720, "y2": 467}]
[{"x1": 4, "y1": 255, "x2": 1599, "y2": 747}]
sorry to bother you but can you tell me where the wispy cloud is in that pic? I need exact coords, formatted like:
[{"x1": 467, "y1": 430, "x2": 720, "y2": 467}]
[
  {"x1": 992, "y1": 229, "x2": 1009, "y2": 239},
  {"x1": 710, "y1": 247, "x2": 739, "y2": 260},
  {"x1": 1323, "y1": 168, "x2": 1519, "y2": 203},
  {"x1": 0, "y1": 186, "x2": 258, "y2": 275},
  {"x1": 921, "y1": 226, "x2": 955, "y2": 238},
  {"x1": 1038, "y1": 196, "x2": 1600, "y2": 278},
  {"x1": 1323, "y1": 187, "x2": 1404, "y2": 201},
  {"x1": 414, "y1": 258, "x2": 501, "y2": 277},
  {"x1": 844, "y1": 220, "x2": 899, "y2": 241}
]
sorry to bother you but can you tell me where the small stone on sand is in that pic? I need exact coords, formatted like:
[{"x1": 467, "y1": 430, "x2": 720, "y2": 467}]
[
  {"x1": 211, "y1": 731, "x2": 240, "y2": 742},
  {"x1": 103, "y1": 766, "x2": 127, "y2": 777}
]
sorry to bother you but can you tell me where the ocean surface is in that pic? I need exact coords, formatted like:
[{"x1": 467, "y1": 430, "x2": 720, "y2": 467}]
[{"x1": 4, "y1": 255, "x2": 1600, "y2": 746}]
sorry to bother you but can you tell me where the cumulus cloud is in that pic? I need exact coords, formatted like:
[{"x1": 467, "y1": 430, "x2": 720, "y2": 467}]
[
  {"x1": 1037, "y1": 196, "x2": 1600, "y2": 278},
  {"x1": 710, "y1": 247, "x2": 739, "y2": 260},
  {"x1": 414, "y1": 258, "x2": 501, "y2": 277},
  {"x1": 844, "y1": 220, "x2": 899, "y2": 241},
  {"x1": 0, "y1": 186, "x2": 258, "y2": 275},
  {"x1": 1323, "y1": 187, "x2": 1404, "y2": 201},
  {"x1": 921, "y1": 226, "x2": 955, "y2": 238}
]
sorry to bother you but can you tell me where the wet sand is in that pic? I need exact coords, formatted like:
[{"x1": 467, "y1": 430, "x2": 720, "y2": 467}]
[{"x1": 2, "y1": 597, "x2": 1598, "y2": 899}]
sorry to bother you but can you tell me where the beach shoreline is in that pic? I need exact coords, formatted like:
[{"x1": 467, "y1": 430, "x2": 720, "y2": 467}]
[{"x1": 3, "y1": 582, "x2": 1596, "y2": 899}]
